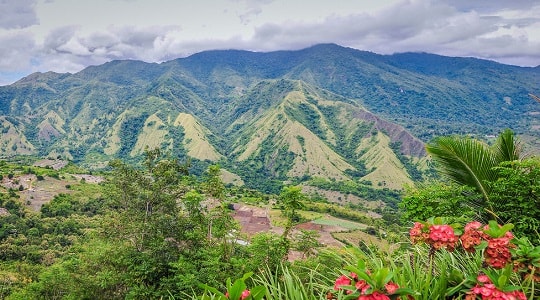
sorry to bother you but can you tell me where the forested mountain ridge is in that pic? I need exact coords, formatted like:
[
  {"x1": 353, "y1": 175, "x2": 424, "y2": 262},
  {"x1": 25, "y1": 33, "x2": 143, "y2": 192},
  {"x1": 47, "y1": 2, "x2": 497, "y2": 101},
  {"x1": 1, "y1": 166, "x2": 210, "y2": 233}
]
[{"x1": 0, "y1": 43, "x2": 539, "y2": 193}]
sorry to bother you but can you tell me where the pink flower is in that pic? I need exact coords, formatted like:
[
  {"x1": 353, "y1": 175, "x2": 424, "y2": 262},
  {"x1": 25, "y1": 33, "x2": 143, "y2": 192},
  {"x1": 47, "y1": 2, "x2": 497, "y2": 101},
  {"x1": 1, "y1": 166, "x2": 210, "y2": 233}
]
[
  {"x1": 355, "y1": 280, "x2": 370, "y2": 294},
  {"x1": 509, "y1": 290, "x2": 527, "y2": 300},
  {"x1": 334, "y1": 274, "x2": 351, "y2": 290},
  {"x1": 461, "y1": 221, "x2": 488, "y2": 253},
  {"x1": 464, "y1": 221, "x2": 482, "y2": 231},
  {"x1": 479, "y1": 284, "x2": 495, "y2": 296},
  {"x1": 240, "y1": 289, "x2": 250, "y2": 300},
  {"x1": 358, "y1": 291, "x2": 391, "y2": 300},
  {"x1": 384, "y1": 282, "x2": 399, "y2": 294},
  {"x1": 489, "y1": 237, "x2": 510, "y2": 248},
  {"x1": 484, "y1": 238, "x2": 513, "y2": 269},
  {"x1": 409, "y1": 222, "x2": 429, "y2": 244},
  {"x1": 477, "y1": 274, "x2": 490, "y2": 283},
  {"x1": 468, "y1": 276, "x2": 526, "y2": 300},
  {"x1": 428, "y1": 224, "x2": 458, "y2": 250}
]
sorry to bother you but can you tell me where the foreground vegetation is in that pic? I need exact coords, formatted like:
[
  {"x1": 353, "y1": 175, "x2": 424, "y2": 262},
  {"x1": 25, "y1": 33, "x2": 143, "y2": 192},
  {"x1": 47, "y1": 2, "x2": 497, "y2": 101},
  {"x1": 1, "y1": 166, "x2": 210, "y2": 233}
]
[{"x1": 0, "y1": 130, "x2": 538, "y2": 299}]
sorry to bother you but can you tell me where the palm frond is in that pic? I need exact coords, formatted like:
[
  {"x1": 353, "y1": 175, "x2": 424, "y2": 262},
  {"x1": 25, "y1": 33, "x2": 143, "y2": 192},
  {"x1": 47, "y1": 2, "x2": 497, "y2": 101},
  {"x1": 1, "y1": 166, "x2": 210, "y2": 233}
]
[
  {"x1": 493, "y1": 128, "x2": 521, "y2": 162},
  {"x1": 426, "y1": 136, "x2": 498, "y2": 203}
]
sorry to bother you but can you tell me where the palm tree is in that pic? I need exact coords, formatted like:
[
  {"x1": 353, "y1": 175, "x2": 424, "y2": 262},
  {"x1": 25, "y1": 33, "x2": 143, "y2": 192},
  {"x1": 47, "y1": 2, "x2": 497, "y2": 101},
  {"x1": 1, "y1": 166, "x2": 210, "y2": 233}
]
[{"x1": 425, "y1": 128, "x2": 522, "y2": 219}]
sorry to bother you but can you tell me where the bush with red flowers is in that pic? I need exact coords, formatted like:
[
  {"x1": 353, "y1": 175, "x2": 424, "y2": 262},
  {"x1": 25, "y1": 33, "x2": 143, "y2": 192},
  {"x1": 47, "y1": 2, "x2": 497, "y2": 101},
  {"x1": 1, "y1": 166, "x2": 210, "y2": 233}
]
[
  {"x1": 329, "y1": 260, "x2": 415, "y2": 299},
  {"x1": 199, "y1": 272, "x2": 265, "y2": 300},
  {"x1": 411, "y1": 219, "x2": 538, "y2": 298},
  {"x1": 409, "y1": 217, "x2": 461, "y2": 252},
  {"x1": 464, "y1": 268, "x2": 526, "y2": 300},
  {"x1": 460, "y1": 221, "x2": 487, "y2": 253}
]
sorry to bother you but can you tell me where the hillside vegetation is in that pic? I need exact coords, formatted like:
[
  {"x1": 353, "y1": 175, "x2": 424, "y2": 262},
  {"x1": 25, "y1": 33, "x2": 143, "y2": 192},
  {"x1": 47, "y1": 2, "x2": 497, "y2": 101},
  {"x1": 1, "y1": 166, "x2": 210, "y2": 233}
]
[
  {"x1": 1, "y1": 44, "x2": 538, "y2": 196},
  {"x1": 0, "y1": 145, "x2": 536, "y2": 299}
]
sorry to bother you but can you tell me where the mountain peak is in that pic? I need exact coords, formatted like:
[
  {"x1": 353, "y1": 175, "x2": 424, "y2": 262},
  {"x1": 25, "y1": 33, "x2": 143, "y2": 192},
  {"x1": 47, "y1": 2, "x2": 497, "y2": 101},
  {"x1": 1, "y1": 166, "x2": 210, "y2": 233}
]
[{"x1": 0, "y1": 43, "x2": 538, "y2": 190}]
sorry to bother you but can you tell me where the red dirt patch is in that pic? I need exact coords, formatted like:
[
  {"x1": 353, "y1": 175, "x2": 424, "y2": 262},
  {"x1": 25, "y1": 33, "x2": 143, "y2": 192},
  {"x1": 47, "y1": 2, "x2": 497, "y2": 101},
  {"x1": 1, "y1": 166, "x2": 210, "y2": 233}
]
[
  {"x1": 231, "y1": 204, "x2": 346, "y2": 250},
  {"x1": 231, "y1": 204, "x2": 274, "y2": 236}
]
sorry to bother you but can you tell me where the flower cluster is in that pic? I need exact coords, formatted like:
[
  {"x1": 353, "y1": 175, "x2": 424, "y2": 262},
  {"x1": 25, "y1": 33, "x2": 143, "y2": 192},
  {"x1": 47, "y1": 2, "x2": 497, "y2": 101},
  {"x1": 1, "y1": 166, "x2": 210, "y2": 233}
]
[
  {"x1": 411, "y1": 220, "x2": 516, "y2": 269},
  {"x1": 409, "y1": 220, "x2": 458, "y2": 251},
  {"x1": 462, "y1": 221, "x2": 515, "y2": 269},
  {"x1": 225, "y1": 289, "x2": 250, "y2": 300},
  {"x1": 460, "y1": 221, "x2": 487, "y2": 252},
  {"x1": 429, "y1": 224, "x2": 459, "y2": 251},
  {"x1": 484, "y1": 233, "x2": 514, "y2": 269},
  {"x1": 409, "y1": 222, "x2": 428, "y2": 244},
  {"x1": 465, "y1": 275, "x2": 526, "y2": 300},
  {"x1": 332, "y1": 272, "x2": 403, "y2": 300}
]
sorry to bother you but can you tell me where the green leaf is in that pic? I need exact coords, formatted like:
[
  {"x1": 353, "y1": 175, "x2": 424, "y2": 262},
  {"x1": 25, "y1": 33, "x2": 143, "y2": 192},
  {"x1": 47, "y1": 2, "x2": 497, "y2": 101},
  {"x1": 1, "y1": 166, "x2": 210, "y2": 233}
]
[
  {"x1": 198, "y1": 283, "x2": 225, "y2": 297},
  {"x1": 356, "y1": 259, "x2": 366, "y2": 270},
  {"x1": 241, "y1": 272, "x2": 254, "y2": 281},
  {"x1": 497, "y1": 274, "x2": 508, "y2": 287},
  {"x1": 394, "y1": 287, "x2": 418, "y2": 295},
  {"x1": 248, "y1": 286, "x2": 266, "y2": 300},
  {"x1": 475, "y1": 240, "x2": 488, "y2": 251},
  {"x1": 426, "y1": 135, "x2": 498, "y2": 204},
  {"x1": 375, "y1": 268, "x2": 392, "y2": 286},
  {"x1": 228, "y1": 278, "x2": 247, "y2": 300}
]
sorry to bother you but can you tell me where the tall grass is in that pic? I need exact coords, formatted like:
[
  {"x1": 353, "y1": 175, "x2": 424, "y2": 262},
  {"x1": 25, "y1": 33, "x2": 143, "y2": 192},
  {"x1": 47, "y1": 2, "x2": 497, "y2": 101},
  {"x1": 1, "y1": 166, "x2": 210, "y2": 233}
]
[
  {"x1": 252, "y1": 264, "x2": 331, "y2": 300},
  {"x1": 389, "y1": 245, "x2": 484, "y2": 299},
  {"x1": 192, "y1": 243, "x2": 537, "y2": 299}
]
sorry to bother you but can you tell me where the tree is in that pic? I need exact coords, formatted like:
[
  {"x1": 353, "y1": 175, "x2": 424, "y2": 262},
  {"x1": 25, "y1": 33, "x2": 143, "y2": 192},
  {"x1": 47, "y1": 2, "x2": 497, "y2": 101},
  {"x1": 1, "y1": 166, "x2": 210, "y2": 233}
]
[
  {"x1": 400, "y1": 183, "x2": 478, "y2": 222},
  {"x1": 278, "y1": 186, "x2": 306, "y2": 246},
  {"x1": 293, "y1": 229, "x2": 322, "y2": 259},
  {"x1": 104, "y1": 149, "x2": 191, "y2": 296},
  {"x1": 247, "y1": 232, "x2": 287, "y2": 271},
  {"x1": 106, "y1": 148, "x2": 189, "y2": 252},
  {"x1": 202, "y1": 165, "x2": 230, "y2": 240},
  {"x1": 425, "y1": 128, "x2": 522, "y2": 220},
  {"x1": 488, "y1": 159, "x2": 540, "y2": 240},
  {"x1": 203, "y1": 164, "x2": 225, "y2": 200}
]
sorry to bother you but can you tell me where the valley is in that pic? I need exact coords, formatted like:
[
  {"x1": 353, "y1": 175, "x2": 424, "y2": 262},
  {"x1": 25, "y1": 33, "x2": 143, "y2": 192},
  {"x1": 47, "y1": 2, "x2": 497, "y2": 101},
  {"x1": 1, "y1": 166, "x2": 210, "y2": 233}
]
[{"x1": 0, "y1": 44, "x2": 539, "y2": 299}]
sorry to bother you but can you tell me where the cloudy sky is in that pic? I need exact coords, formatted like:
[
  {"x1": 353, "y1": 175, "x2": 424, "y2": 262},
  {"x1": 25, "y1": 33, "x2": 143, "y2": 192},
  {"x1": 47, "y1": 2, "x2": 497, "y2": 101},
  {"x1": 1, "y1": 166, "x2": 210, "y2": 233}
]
[{"x1": 1, "y1": 0, "x2": 539, "y2": 85}]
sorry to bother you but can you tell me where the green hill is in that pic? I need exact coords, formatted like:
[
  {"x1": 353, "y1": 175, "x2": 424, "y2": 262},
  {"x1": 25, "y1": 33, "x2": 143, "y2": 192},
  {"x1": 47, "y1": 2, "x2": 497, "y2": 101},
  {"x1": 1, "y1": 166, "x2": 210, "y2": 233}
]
[{"x1": 0, "y1": 43, "x2": 538, "y2": 195}]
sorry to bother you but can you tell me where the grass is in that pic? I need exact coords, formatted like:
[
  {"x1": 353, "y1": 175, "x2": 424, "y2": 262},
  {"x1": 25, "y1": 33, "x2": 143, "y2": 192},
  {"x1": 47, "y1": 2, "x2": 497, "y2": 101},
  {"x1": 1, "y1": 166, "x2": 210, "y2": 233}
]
[
  {"x1": 190, "y1": 240, "x2": 538, "y2": 299},
  {"x1": 296, "y1": 210, "x2": 325, "y2": 221},
  {"x1": 311, "y1": 217, "x2": 366, "y2": 230},
  {"x1": 332, "y1": 230, "x2": 392, "y2": 251},
  {"x1": 130, "y1": 113, "x2": 169, "y2": 156},
  {"x1": 235, "y1": 94, "x2": 355, "y2": 181},
  {"x1": 358, "y1": 131, "x2": 414, "y2": 190},
  {"x1": 174, "y1": 113, "x2": 223, "y2": 161},
  {"x1": 269, "y1": 209, "x2": 287, "y2": 227}
]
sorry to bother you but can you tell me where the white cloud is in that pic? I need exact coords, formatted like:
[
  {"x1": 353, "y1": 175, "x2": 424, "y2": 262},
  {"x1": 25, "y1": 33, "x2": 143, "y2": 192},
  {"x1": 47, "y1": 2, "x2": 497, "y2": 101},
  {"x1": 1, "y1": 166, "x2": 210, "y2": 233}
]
[
  {"x1": 1, "y1": 0, "x2": 540, "y2": 85},
  {"x1": 0, "y1": 0, "x2": 38, "y2": 29},
  {"x1": 435, "y1": 0, "x2": 539, "y2": 13},
  {"x1": 0, "y1": 32, "x2": 36, "y2": 70}
]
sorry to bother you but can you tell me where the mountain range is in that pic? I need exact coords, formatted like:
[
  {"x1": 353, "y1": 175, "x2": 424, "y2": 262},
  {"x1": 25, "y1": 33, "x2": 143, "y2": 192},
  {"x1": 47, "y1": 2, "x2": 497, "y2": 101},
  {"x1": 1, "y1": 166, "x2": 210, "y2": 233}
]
[{"x1": 1, "y1": 43, "x2": 539, "y2": 196}]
